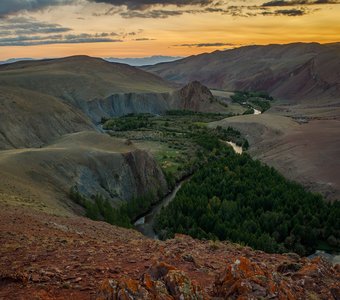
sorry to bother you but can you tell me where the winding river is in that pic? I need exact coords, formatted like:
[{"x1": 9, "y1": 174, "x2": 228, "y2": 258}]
[
  {"x1": 134, "y1": 138, "x2": 338, "y2": 266},
  {"x1": 134, "y1": 179, "x2": 188, "y2": 239},
  {"x1": 134, "y1": 141, "x2": 243, "y2": 238},
  {"x1": 253, "y1": 108, "x2": 261, "y2": 115},
  {"x1": 226, "y1": 141, "x2": 243, "y2": 154}
]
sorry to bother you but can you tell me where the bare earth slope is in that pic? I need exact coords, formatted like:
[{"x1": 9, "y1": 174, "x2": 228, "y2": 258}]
[
  {"x1": 209, "y1": 112, "x2": 340, "y2": 201},
  {"x1": 0, "y1": 203, "x2": 339, "y2": 300},
  {"x1": 144, "y1": 42, "x2": 340, "y2": 105},
  {"x1": 0, "y1": 86, "x2": 95, "y2": 149}
]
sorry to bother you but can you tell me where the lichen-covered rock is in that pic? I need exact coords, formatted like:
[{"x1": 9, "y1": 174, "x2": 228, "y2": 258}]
[
  {"x1": 97, "y1": 278, "x2": 151, "y2": 300},
  {"x1": 213, "y1": 256, "x2": 297, "y2": 299},
  {"x1": 97, "y1": 262, "x2": 205, "y2": 300}
]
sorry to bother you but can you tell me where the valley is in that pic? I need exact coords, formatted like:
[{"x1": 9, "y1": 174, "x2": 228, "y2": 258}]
[{"x1": 1, "y1": 44, "x2": 339, "y2": 299}]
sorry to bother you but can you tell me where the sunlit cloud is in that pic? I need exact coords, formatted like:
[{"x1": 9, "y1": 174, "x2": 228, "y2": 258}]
[{"x1": 175, "y1": 42, "x2": 236, "y2": 47}]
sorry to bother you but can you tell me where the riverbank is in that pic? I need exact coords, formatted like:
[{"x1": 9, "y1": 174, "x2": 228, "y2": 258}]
[
  {"x1": 134, "y1": 177, "x2": 189, "y2": 238},
  {"x1": 134, "y1": 139, "x2": 245, "y2": 238}
]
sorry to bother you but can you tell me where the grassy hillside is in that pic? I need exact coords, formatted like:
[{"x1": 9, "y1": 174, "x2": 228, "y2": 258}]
[
  {"x1": 0, "y1": 131, "x2": 167, "y2": 216},
  {"x1": 0, "y1": 55, "x2": 174, "y2": 103}
]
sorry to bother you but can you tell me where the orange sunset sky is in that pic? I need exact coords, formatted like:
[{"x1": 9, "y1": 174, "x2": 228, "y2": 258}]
[{"x1": 0, "y1": 0, "x2": 340, "y2": 60}]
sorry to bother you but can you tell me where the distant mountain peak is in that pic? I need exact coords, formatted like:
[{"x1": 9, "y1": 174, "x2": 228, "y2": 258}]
[{"x1": 105, "y1": 55, "x2": 184, "y2": 66}]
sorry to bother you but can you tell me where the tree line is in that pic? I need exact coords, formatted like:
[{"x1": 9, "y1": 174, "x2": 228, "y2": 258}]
[{"x1": 155, "y1": 142, "x2": 339, "y2": 255}]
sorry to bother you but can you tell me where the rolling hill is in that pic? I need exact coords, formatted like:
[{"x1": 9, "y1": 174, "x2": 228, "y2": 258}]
[
  {"x1": 0, "y1": 132, "x2": 167, "y2": 215},
  {"x1": 144, "y1": 42, "x2": 340, "y2": 105},
  {"x1": 0, "y1": 56, "x2": 174, "y2": 213},
  {"x1": 0, "y1": 55, "x2": 173, "y2": 102},
  {"x1": 0, "y1": 55, "x2": 176, "y2": 148}
]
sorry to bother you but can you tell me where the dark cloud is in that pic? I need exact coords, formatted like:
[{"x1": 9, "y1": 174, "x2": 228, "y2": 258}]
[
  {"x1": 0, "y1": 17, "x2": 122, "y2": 46},
  {"x1": 0, "y1": 0, "x2": 75, "y2": 17},
  {"x1": 132, "y1": 37, "x2": 156, "y2": 41},
  {"x1": 120, "y1": 9, "x2": 184, "y2": 18},
  {"x1": 0, "y1": 34, "x2": 122, "y2": 46},
  {"x1": 263, "y1": 8, "x2": 306, "y2": 15},
  {"x1": 90, "y1": 0, "x2": 213, "y2": 10},
  {"x1": 206, "y1": 4, "x2": 311, "y2": 17},
  {"x1": 0, "y1": 17, "x2": 71, "y2": 35},
  {"x1": 175, "y1": 42, "x2": 236, "y2": 47},
  {"x1": 0, "y1": 0, "x2": 327, "y2": 20},
  {"x1": 262, "y1": 0, "x2": 340, "y2": 6}
]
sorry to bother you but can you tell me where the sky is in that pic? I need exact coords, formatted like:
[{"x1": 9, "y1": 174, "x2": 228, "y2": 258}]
[{"x1": 0, "y1": 0, "x2": 340, "y2": 60}]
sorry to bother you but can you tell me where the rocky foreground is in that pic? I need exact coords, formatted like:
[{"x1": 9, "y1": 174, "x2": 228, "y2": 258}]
[{"x1": 0, "y1": 203, "x2": 339, "y2": 300}]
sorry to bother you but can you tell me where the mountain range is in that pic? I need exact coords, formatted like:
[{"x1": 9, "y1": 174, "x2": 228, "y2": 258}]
[
  {"x1": 105, "y1": 55, "x2": 183, "y2": 66},
  {"x1": 144, "y1": 42, "x2": 340, "y2": 105},
  {"x1": 0, "y1": 55, "x2": 183, "y2": 67}
]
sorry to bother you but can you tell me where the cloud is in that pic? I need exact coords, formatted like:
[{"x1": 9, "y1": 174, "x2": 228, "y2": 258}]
[
  {"x1": 91, "y1": 0, "x2": 220, "y2": 18},
  {"x1": 90, "y1": 0, "x2": 213, "y2": 10},
  {"x1": 0, "y1": 17, "x2": 122, "y2": 46},
  {"x1": 0, "y1": 0, "x2": 76, "y2": 17},
  {"x1": 0, "y1": 17, "x2": 72, "y2": 36},
  {"x1": 120, "y1": 9, "x2": 184, "y2": 18},
  {"x1": 175, "y1": 42, "x2": 236, "y2": 47},
  {"x1": 0, "y1": 34, "x2": 122, "y2": 46},
  {"x1": 133, "y1": 38, "x2": 156, "y2": 41},
  {"x1": 0, "y1": 0, "x2": 337, "y2": 20},
  {"x1": 262, "y1": 0, "x2": 340, "y2": 6},
  {"x1": 263, "y1": 8, "x2": 306, "y2": 15}
]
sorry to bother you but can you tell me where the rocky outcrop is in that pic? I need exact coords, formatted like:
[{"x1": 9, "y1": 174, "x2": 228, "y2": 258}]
[
  {"x1": 1, "y1": 204, "x2": 339, "y2": 300},
  {"x1": 85, "y1": 81, "x2": 226, "y2": 122},
  {"x1": 214, "y1": 256, "x2": 296, "y2": 299},
  {"x1": 171, "y1": 81, "x2": 217, "y2": 112},
  {"x1": 97, "y1": 262, "x2": 205, "y2": 299},
  {"x1": 85, "y1": 92, "x2": 171, "y2": 123}
]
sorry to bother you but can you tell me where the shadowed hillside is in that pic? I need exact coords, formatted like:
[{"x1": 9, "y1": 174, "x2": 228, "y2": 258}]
[
  {"x1": 0, "y1": 132, "x2": 167, "y2": 215},
  {"x1": 0, "y1": 86, "x2": 95, "y2": 149}
]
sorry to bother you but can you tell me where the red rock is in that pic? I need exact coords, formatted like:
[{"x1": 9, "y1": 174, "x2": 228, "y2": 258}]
[{"x1": 0, "y1": 204, "x2": 339, "y2": 300}]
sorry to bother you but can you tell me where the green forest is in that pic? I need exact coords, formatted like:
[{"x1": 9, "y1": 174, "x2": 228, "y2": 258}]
[
  {"x1": 70, "y1": 110, "x2": 339, "y2": 256},
  {"x1": 231, "y1": 91, "x2": 272, "y2": 112},
  {"x1": 155, "y1": 143, "x2": 340, "y2": 256}
]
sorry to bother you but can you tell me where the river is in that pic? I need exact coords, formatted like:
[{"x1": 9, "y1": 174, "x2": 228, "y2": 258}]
[
  {"x1": 134, "y1": 179, "x2": 188, "y2": 239},
  {"x1": 134, "y1": 146, "x2": 338, "y2": 265},
  {"x1": 134, "y1": 140, "x2": 243, "y2": 237},
  {"x1": 253, "y1": 108, "x2": 261, "y2": 115},
  {"x1": 134, "y1": 140, "x2": 243, "y2": 238},
  {"x1": 226, "y1": 141, "x2": 243, "y2": 154}
]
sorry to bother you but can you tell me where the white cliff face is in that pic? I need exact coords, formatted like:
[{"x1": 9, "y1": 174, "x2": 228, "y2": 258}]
[
  {"x1": 85, "y1": 93, "x2": 172, "y2": 122},
  {"x1": 83, "y1": 81, "x2": 226, "y2": 123}
]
